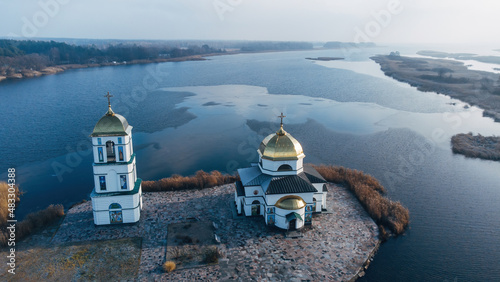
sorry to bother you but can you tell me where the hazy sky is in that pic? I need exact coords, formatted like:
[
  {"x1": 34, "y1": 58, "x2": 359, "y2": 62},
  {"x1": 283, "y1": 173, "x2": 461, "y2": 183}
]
[{"x1": 1, "y1": 0, "x2": 499, "y2": 45}]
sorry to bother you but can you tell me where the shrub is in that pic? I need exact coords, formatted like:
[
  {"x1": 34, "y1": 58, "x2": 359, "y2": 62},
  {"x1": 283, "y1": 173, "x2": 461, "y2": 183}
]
[
  {"x1": 142, "y1": 170, "x2": 239, "y2": 192},
  {"x1": 163, "y1": 261, "x2": 176, "y2": 273},
  {"x1": 0, "y1": 204, "x2": 65, "y2": 246},
  {"x1": 203, "y1": 247, "x2": 220, "y2": 264},
  {"x1": 313, "y1": 165, "x2": 410, "y2": 236}
]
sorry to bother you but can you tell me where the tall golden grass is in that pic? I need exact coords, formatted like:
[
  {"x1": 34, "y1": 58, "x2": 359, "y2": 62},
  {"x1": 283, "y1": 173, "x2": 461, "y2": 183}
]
[
  {"x1": 142, "y1": 170, "x2": 238, "y2": 192},
  {"x1": 0, "y1": 182, "x2": 21, "y2": 226},
  {"x1": 451, "y1": 133, "x2": 500, "y2": 160},
  {"x1": 0, "y1": 202, "x2": 64, "y2": 246},
  {"x1": 313, "y1": 165, "x2": 410, "y2": 236}
]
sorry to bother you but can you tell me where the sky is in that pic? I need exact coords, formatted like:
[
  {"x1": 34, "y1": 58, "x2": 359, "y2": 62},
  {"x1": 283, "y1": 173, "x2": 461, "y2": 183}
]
[{"x1": 1, "y1": 0, "x2": 499, "y2": 45}]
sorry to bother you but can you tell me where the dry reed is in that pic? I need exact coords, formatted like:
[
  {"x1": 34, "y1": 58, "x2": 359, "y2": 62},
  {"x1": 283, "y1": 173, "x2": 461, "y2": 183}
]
[
  {"x1": 142, "y1": 170, "x2": 238, "y2": 192},
  {"x1": 313, "y1": 165, "x2": 410, "y2": 236}
]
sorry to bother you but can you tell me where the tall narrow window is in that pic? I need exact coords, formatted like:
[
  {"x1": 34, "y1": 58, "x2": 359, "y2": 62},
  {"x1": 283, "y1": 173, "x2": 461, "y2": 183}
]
[
  {"x1": 106, "y1": 141, "x2": 115, "y2": 162},
  {"x1": 118, "y1": 146, "x2": 124, "y2": 161},
  {"x1": 98, "y1": 147, "x2": 104, "y2": 162},
  {"x1": 97, "y1": 138, "x2": 102, "y2": 145},
  {"x1": 99, "y1": 176, "x2": 106, "y2": 190},
  {"x1": 118, "y1": 137, "x2": 122, "y2": 144},
  {"x1": 120, "y1": 175, "x2": 127, "y2": 190}
]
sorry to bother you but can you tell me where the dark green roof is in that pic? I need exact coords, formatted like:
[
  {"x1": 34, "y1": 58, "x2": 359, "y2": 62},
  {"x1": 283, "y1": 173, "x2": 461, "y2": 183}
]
[{"x1": 91, "y1": 107, "x2": 130, "y2": 137}]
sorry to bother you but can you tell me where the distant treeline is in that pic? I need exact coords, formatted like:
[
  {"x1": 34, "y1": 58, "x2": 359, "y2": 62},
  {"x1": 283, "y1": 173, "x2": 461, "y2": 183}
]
[
  {"x1": 239, "y1": 41, "x2": 313, "y2": 51},
  {"x1": 323, "y1": 41, "x2": 376, "y2": 49},
  {"x1": 0, "y1": 39, "x2": 225, "y2": 75}
]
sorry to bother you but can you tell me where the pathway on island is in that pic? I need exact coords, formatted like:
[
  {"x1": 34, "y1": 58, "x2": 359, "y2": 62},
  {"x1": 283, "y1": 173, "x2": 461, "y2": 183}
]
[{"x1": 52, "y1": 183, "x2": 379, "y2": 281}]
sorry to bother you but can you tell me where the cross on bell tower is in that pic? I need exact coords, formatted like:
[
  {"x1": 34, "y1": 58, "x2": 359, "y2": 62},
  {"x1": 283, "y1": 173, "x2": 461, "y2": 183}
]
[
  {"x1": 104, "y1": 92, "x2": 115, "y2": 116},
  {"x1": 104, "y1": 92, "x2": 114, "y2": 107},
  {"x1": 278, "y1": 112, "x2": 286, "y2": 127}
]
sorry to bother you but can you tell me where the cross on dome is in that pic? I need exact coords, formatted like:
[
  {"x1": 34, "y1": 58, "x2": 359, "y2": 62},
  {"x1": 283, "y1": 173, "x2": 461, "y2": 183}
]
[
  {"x1": 104, "y1": 92, "x2": 114, "y2": 107},
  {"x1": 278, "y1": 112, "x2": 286, "y2": 126},
  {"x1": 104, "y1": 92, "x2": 115, "y2": 116}
]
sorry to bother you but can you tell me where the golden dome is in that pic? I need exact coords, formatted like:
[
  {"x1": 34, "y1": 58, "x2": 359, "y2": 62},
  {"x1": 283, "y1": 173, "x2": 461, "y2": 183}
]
[
  {"x1": 258, "y1": 125, "x2": 305, "y2": 161},
  {"x1": 275, "y1": 196, "x2": 306, "y2": 210}
]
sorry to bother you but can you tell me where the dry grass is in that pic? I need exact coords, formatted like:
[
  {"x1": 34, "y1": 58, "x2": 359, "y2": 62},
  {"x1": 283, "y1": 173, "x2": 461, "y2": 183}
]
[
  {"x1": 0, "y1": 204, "x2": 64, "y2": 246},
  {"x1": 0, "y1": 237, "x2": 141, "y2": 281},
  {"x1": 166, "y1": 221, "x2": 220, "y2": 269},
  {"x1": 313, "y1": 165, "x2": 410, "y2": 236},
  {"x1": 142, "y1": 170, "x2": 238, "y2": 192},
  {"x1": 451, "y1": 133, "x2": 500, "y2": 161},
  {"x1": 0, "y1": 182, "x2": 21, "y2": 226},
  {"x1": 163, "y1": 261, "x2": 176, "y2": 273}
]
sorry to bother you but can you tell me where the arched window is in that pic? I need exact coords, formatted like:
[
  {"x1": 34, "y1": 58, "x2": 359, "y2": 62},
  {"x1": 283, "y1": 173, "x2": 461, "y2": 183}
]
[
  {"x1": 106, "y1": 141, "x2": 116, "y2": 162},
  {"x1": 278, "y1": 164, "x2": 293, "y2": 171}
]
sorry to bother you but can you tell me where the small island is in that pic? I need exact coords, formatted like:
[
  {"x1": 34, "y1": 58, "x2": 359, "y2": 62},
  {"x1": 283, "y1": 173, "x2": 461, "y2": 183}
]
[
  {"x1": 451, "y1": 133, "x2": 500, "y2": 161},
  {"x1": 306, "y1": 57, "x2": 344, "y2": 61}
]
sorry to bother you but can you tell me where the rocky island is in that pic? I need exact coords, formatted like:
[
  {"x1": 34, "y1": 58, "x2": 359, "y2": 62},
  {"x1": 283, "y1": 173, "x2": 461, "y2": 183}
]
[{"x1": 0, "y1": 164, "x2": 409, "y2": 280}]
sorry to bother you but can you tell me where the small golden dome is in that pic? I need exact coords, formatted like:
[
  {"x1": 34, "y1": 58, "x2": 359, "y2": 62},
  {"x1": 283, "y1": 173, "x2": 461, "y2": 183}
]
[
  {"x1": 259, "y1": 125, "x2": 305, "y2": 161},
  {"x1": 275, "y1": 196, "x2": 306, "y2": 210}
]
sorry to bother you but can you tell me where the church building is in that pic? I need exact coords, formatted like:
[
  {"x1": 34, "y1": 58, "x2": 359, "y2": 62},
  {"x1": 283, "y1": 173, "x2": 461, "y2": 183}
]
[
  {"x1": 234, "y1": 114, "x2": 328, "y2": 230},
  {"x1": 90, "y1": 93, "x2": 143, "y2": 225}
]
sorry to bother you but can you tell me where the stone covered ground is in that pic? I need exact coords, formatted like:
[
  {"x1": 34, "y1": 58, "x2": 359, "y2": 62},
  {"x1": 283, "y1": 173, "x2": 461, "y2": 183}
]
[{"x1": 51, "y1": 183, "x2": 379, "y2": 281}]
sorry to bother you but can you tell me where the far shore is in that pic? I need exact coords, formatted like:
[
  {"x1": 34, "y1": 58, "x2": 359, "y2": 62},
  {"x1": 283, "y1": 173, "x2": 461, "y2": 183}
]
[
  {"x1": 371, "y1": 54, "x2": 500, "y2": 122},
  {"x1": 0, "y1": 53, "x2": 227, "y2": 83}
]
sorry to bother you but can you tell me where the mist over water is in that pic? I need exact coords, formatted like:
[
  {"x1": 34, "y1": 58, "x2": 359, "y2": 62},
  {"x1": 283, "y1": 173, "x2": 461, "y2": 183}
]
[{"x1": 1, "y1": 47, "x2": 500, "y2": 281}]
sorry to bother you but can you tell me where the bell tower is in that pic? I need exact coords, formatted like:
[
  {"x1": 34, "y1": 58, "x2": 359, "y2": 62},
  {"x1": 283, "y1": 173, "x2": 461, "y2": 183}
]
[{"x1": 89, "y1": 92, "x2": 142, "y2": 225}]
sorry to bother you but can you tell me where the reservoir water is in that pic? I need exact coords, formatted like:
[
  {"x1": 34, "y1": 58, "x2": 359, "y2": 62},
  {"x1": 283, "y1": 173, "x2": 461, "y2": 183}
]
[{"x1": 1, "y1": 46, "x2": 499, "y2": 281}]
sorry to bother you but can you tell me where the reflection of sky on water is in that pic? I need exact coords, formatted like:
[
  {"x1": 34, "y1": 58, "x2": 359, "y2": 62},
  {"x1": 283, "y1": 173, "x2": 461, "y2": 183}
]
[{"x1": 164, "y1": 85, "x2": 500, "y2": 145}]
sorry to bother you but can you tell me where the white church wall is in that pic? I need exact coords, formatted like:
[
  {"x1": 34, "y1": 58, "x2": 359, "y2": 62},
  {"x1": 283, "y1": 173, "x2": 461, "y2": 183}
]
[
  {"x1": 274, "y1": 206, "x2": 305, "y2": 230},
  {"x1": 93, "y1": 162, "x2": 134, "y2": 175},
  {"x1": 260, "y1": 158, "x2": 304, "y2": 176},
  {"x1": 91, "y1": 191, "x2": 141, "y2": 212},
  {"x1": 93, "y1": 205, "x2": 140, "y2": 225},
  {"x1": 244, "y1": 185, "x2": 263, "y2": 197}
]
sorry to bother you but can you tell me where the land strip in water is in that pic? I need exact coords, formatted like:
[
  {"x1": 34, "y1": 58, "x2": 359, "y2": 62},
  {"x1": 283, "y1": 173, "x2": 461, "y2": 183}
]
[{"x1": 371, "y1": 54, "x2": 500, "y2": 122}]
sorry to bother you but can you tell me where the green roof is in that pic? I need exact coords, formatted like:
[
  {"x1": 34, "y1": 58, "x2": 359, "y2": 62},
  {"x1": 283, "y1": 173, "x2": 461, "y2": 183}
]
[
  {"x1": 91, "y1": 107, "x2": 130, "y2": 137},
  {"x1": 91, "y1": 178, "x2": 142, "y2": 198},
  {"x1": 286, "y1": 212, "x2": 303, "y2": 222}
]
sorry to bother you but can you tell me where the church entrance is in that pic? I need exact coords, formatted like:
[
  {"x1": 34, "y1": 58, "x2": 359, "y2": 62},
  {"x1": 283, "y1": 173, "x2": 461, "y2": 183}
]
[
  {"x1": 289, "y1": 219, "x2": 297, "y2": 230},
  {"x1": 251, "y1": 200, "x2": 260, "y2": 216},
  {"x1": 109, "y1": 203, "x2": 123, "y2": 224}
]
